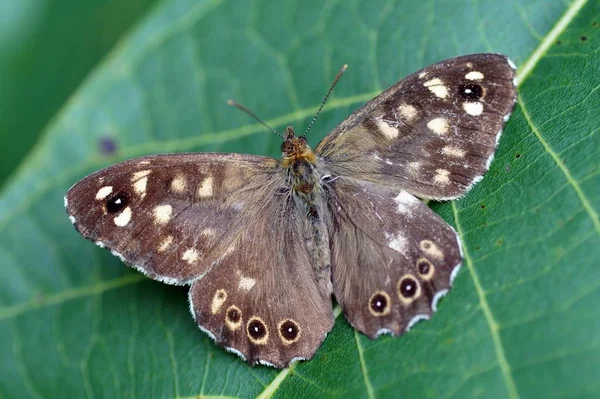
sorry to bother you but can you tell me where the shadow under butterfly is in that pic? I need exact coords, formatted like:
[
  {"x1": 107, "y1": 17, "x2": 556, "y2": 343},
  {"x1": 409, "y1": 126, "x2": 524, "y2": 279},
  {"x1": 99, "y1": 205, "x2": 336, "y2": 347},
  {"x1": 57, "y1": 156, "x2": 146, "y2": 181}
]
[{"x1": 65, "y1": 53, "x2": 517, "y2": 368}]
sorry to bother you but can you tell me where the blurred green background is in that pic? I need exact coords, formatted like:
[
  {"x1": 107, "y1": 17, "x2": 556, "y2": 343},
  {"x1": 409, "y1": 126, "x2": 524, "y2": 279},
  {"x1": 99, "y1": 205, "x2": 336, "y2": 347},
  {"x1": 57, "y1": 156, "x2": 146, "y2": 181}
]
[{"x1": 0, "y1": 0, "x2": 159, "y2": 186}]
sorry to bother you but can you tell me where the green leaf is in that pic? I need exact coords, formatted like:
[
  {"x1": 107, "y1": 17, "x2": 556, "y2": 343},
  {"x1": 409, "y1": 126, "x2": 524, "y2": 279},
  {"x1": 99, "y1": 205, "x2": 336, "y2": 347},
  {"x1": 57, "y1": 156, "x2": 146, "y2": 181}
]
[
  {"x1": 0, "y1": 0, "x2": 159, "y2": 187},
  {"x1": 1, "y1": 0, "x2": 599, "y2": 398}
]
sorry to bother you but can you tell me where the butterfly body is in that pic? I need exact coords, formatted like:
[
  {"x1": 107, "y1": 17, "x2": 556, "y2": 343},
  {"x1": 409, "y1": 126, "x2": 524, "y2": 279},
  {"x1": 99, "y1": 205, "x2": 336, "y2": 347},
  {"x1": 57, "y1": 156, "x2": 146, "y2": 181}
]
[{"x1": 65, "y1": 54, "x2": 517, "y2": 368}]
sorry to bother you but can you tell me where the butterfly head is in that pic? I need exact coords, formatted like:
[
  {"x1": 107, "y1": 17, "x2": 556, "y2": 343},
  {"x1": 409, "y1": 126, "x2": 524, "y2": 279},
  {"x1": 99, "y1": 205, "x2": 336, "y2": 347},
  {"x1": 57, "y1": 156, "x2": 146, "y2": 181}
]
[{"x1": 281, "y1": 126, "x2": 316, "y2": 167}]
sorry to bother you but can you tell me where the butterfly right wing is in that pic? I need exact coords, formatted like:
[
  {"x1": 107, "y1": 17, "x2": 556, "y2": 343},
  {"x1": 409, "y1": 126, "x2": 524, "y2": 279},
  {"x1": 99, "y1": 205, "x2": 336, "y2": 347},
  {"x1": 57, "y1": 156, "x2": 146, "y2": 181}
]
[
  {"x1": 65, "y1": 153, "x2": 281, "y2": 285},
  {"x1": 316, "y1": 53, "x2": 517, "y2": 200},
  {"x1": 324, "y1": 176, "x2": 462, "y2": 338}
]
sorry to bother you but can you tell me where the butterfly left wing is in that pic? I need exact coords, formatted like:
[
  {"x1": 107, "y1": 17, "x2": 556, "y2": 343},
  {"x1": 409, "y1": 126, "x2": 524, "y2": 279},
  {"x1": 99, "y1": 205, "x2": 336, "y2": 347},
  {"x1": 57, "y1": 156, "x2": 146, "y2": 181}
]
[
  {"x1": 316, "y1": 53, "x2": 517, "y2": 200},
  {"x1": 324, "y1": 176, "x2": 462, "y2": 337},
  {"x1": 66, "y1": 153, "x2": 334, "y2": 367},
  {"x1": 65, "y1": 153, "x2": 281, "y2": 285},
  {"x1": 188, "y1": 190, "x2": 334, "y2": 368}
]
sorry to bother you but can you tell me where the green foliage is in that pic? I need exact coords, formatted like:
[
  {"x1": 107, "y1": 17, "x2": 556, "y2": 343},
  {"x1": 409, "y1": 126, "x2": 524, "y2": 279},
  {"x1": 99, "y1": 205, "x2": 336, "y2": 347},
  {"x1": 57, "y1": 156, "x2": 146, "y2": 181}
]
[{"x1": 0, "y1": 0, "x2": 599, "y2": 398}]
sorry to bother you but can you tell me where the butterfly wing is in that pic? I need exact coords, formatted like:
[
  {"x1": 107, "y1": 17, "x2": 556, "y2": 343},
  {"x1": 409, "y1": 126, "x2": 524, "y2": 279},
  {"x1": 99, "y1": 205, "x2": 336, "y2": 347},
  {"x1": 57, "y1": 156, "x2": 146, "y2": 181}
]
[
  {"x1": 324, "y1": 177, "x2": 462, "y2": 337},
  {"x1": 188, "y1": 192, "x2": 334, "y2": 367},
  {"x1": 66, "y1": 153, "x2": 334, "y2": 367},
  {"x1": 316, "y1": 53, "x2": 517, "y2": 200},
  {"x1": 65, "y1": 153, "x2": 280, "y2": 285}
]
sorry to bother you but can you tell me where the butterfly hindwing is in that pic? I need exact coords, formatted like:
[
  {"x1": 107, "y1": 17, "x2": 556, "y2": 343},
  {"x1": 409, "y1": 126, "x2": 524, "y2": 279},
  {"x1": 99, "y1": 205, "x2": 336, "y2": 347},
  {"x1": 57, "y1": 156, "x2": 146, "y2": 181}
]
[
  {"x1": 324, "y1": 177, "x2": 462, "y2": 337},
  {"x1": 65, "y1": 153, "x2": 280, "y2": 284},
  {"x1": 188, "y1": 192, "x2": 334, "y2": 367},
  {"x1": 317, "y1": 53, "x2": 517, "y2": 200}
]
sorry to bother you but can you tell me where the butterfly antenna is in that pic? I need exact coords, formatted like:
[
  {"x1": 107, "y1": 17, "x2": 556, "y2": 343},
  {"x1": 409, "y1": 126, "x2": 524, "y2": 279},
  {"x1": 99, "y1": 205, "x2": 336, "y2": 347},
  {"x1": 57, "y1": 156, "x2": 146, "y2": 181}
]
[
  {"x1": 227, "y1": 99, "x2": 283, "y2": 138},
  {"x1": 304, "y1": 64, "x2": 348, "y2": 136}
]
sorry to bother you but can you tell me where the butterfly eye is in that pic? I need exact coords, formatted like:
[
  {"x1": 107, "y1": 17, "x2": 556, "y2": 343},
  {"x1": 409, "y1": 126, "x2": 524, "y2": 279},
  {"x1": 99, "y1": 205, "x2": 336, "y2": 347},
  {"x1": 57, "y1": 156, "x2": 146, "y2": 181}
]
[
  {"x1": 281, "y1": 141, "x2": 293, "y2": 153},
  {"x1": 459, "y1": 83, "x2": 484, "y2": 100},
  {"x1": 105, "y1": 193, "x2": 129, "y2": 214}
]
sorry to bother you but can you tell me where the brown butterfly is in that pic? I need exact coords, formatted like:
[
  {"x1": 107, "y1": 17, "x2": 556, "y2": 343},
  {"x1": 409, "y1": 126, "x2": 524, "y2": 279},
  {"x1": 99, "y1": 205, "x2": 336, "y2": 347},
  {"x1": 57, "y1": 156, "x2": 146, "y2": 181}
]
[{"x1": 65, "y1": 54, "x2": 517, "y2": 368}]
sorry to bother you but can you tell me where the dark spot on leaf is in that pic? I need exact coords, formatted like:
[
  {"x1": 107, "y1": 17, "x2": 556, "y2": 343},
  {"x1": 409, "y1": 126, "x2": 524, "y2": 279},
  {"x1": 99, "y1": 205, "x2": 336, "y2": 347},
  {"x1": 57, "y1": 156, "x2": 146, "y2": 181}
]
[
  {"x1": 556, "y1": 40, "x2": 561, "y2": 45},
  {"x1": 581, "y1": 36, "x2": 587, "y2": 41},
  {"x1": 515, "y1": 153, "x2": 521, "y2": 159},
  {"x1": 399, "y1": 277, "x2": 418, "y2": 298},
  {"x1": 593, "y1": 21, "x2": 598, "y2": 27},
  {"x1": 480, "y1": 204, "x2": 486, "y2": 209},
  {"x1": 105, "y1": 193, "x2": 129, "y2": 214},
  {"x1": 248, "y1": 318, "x2": 267, "y2": 340},
  {"x1": 495, "y1": 238, "x2": 504, "y2": 247},
  {"x1": 370, "y1": 293, "x2": 388, "y2": 314},
  {"x1": 279, "y1": 320, "x2": 300, "y2": 341},
  {"x1": 99, "y1": 137, "x2": 117, "y2": 156},
  {"x1": 459, "y1": 83, "x2": 483, "y2": 100}
]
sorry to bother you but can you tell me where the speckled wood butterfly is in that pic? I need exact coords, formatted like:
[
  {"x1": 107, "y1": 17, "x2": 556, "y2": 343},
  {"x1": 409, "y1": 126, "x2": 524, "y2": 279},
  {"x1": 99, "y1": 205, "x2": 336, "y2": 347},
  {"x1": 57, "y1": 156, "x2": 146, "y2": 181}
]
[{"x1": 65, "y1": 54, "x2": 517, "y2": 368}]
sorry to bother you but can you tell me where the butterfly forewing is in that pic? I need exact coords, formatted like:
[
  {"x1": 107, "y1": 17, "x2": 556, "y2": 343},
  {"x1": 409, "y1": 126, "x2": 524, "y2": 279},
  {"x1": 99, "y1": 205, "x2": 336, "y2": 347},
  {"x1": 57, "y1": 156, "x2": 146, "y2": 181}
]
[
  {"x1": 325, "y1": 177, "x2": 462, "y2": 337},
  {"x1": 65, "y1": 153, "x2": 280, "y2": 284},
  {"x1": 317, "y1": 53, "x2": 517, "y2": 200}
]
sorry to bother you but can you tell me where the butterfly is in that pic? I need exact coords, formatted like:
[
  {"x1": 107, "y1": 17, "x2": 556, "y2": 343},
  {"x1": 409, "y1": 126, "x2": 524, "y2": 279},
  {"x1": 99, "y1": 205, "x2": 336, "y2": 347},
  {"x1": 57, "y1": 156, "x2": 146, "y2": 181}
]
[{"x1": 65, "y1": 53, "x2": 517, "y2": 368}]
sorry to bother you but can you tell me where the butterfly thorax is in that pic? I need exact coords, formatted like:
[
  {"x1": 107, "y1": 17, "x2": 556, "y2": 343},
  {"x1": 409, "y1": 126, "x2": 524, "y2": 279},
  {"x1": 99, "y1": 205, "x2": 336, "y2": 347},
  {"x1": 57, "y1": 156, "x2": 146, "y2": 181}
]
[{"x1": 281, "y1": 126, "x2": 321, "y2": 200}]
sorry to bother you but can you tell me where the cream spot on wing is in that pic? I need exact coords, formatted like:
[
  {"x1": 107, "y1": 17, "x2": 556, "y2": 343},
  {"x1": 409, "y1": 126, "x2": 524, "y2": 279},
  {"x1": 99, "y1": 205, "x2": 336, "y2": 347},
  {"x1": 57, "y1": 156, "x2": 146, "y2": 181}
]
[
  {"x1": 153, "y1": 204, "x2": 172, "y2": 225},
  {"x1": 132, "y1": 170, "x2": 151, "y2": 181},
  {"x1": 442, "y1": 146, "x2": 467, "y2": 158},
  {"x1": 134, "y1": 176, "x2": 148, "y2": 198},
  {"x1": 182, "y1": 248, "x2": 199, "y2": 264},
  {"x1": 238, "y1": 276, "x2": 256, "y2": 292},
  {"x1": 377, "y1": 120, "x2": 399, "y2": 139},
  {"x1": 394, "y1": 191, "x2": 419, "y2": 215},
  {"x1": 420, "y1": 239, "x2": 444, "y2": 259},
  {"x1": 385, "y1": 232, "x2": 408, "y2": 254},
  {"x1": 211, "y1": 289, "x2": 227, "y2": 314},
  {"x1": 170, "y1": 175, "x2": 187, "y2": 193},
  {"x1": 409, "y1": 161, "x2": 421, "y2": 173},
  {"x1": 138, "y1": 160, "x2": 151, "y2": 165},
  {"x1": 465, "y1": 71, "x2": 484, "y2": 80},
  {"x1": 197, "y1": 176, "x2": 213, "y2": 197},
  {"x1": 424, "y1": 78, "x2": 443, "y2": 87},
  {"x1": 113, "y1": 206, "x2": 132, "y2": 226},
  {"x1": 463, "y1": 101, "x2": 484, "y2": 116},
  {"x1": 398, "y1": 104, "x2": 418, "y2": 121},
  {"x1": 427, "y1": 117, "x2": 449, "y2": 135},
  {"x1": 466, "y1": 62, "x2": 473, "y2": 68},
  {"x1": 157, "y1": 235, "x2": 173, "y2": 252},
  {"x1": 434, "y1": 169, "x2": 451, "y2": 184},
  {"x1": 95, "y1": 186, "x2": 113, "y2": 200},
  {"x1": 423, "y1": 78, "x2": 448, "y2": 98},
  {"x1": 201, "y1": 228, "x2": 216, "y2": 238}
]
